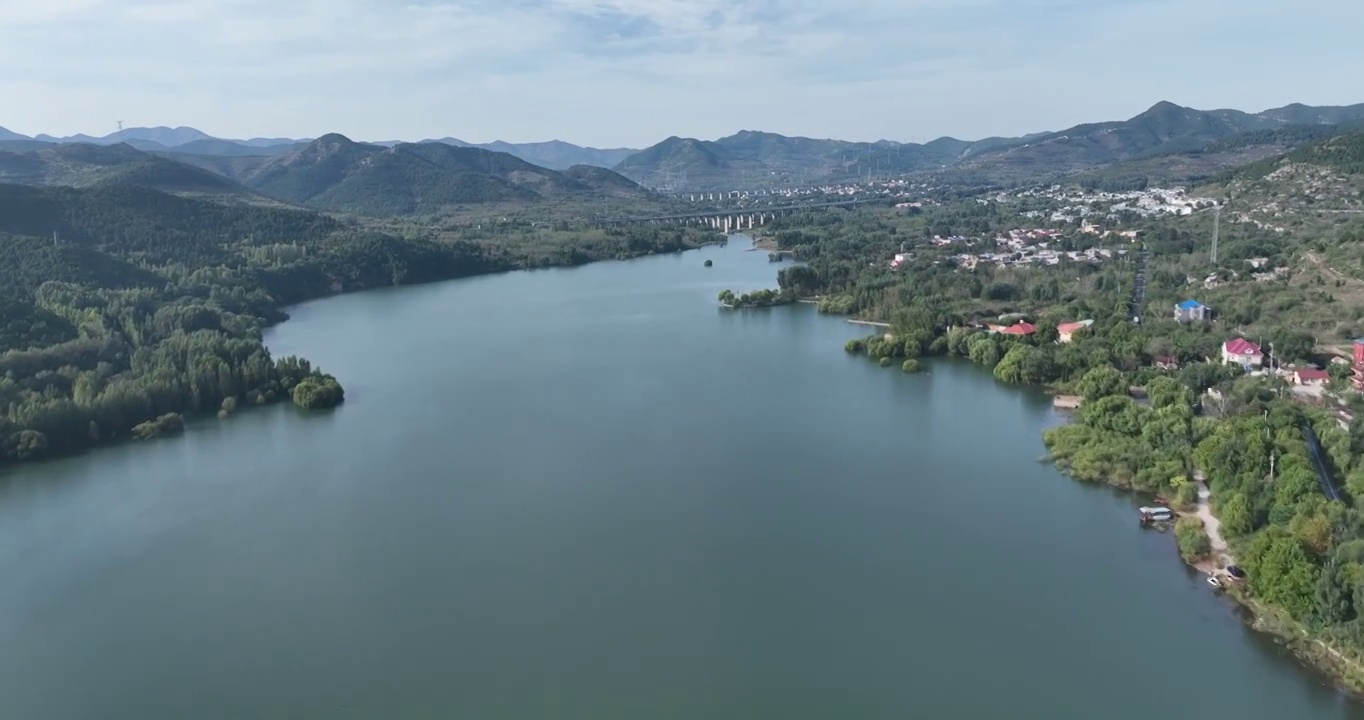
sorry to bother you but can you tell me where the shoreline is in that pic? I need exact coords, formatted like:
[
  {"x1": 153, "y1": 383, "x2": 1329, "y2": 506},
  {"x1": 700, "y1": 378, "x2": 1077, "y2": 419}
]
[
  {"x1": 834, "y1": 324, "x2": 1364, "y2": 702},
  {"x1": 1049, "y1": 415, "x2": 1364, "y2": 698},
  {"x1": 1046, "y1": 408, "x2": 1364, "y2": 700},
  {"x1": 3, "y1": 237, "x2": 724, "y2": 471}
]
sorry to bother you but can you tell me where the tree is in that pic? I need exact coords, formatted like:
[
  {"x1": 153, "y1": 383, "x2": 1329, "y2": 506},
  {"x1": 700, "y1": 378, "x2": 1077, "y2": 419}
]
[
  {"x1": 968, "y1": 334, "x2": 1002, "y2": 367},
  {"x1": 3, "y1": 430, "x2": 48, "y2": 461},
  {"x1": 1076, "y1": 366, "x2": 1127, "y2": 399},
  {"x1": 1220, "y1": 492, "x2": 1254, "y2": 537},
  {"x1": 1175, "y1": 516, "x2": 1212, "y2": 560},
  {"x1": 1269, "y1": 329, "x2": 1316, "y2": 364},
  {"x1": 219, "y1": 396, "x2": 238, "y2": 418},
  {"x1": 1147, "y1": 375, "x2": 1194, "y2": 410},
  {"x1": 291, "y1": 374, "x2": 345, "y2": 410},
  {"x1": 1245, "y1": 531, "x2": 1321, "y2": 621},
  {"x1": 1313, "y1": 559, "x2": 1356, "y2": 625}
]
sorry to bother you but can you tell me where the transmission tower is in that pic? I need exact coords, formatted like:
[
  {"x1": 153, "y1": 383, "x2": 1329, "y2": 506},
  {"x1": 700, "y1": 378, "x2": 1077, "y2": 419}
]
[{"x1": 1210, "y1": 204, "x2": 1220, "y2": 264}]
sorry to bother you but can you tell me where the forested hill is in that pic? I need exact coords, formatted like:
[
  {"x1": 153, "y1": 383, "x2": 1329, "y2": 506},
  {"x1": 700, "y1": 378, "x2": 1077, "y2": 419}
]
[
  {"x1": 172, "y1": 134, "x2": 656, "y2": 216},
  {"x1": 1229, "y1": 130, "x2": 1364, "y2": 180},
  {"x1": 0, "y1": 181, "x2": 714, "y2": 466},
  {"x1": 1212, "y1": 130, "x2": 1364, "y2": 212},
  {"x1": 0, "y1": 142, "x2": 254, "y2": 197}
]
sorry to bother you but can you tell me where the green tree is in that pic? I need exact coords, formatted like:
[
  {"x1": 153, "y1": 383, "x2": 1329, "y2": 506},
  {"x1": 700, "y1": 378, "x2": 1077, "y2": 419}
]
[
  {"x1": 1220, "y1": 492, "x2": 1254, "y2": 537},
  {"x1": 291, "y1": 374, "x2": 345, "y2": 410},
  {"x1": 1075, "y1": 366, "x2": 1128, "y2": 400}
]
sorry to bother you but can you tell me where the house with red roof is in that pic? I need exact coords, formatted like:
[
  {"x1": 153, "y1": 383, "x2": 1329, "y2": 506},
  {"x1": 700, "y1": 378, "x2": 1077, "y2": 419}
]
[
  {"x1": 1000, "y1": 322, "x2": 1036, "y2": 336},
  {"x1": 1221, "y1": 338, "x2": 1263, "y2": 368},
  {"x1": 1056, "y1": 319, "x2": 1093, "y2": 343},
  {"x1": 1294, "y1": 368, "x2": 1330, "y2": 386}
]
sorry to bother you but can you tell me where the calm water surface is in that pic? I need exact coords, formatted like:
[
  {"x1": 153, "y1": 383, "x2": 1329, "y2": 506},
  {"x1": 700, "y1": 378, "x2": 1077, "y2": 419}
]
[{"x1": 1, "y1": 236, "x2": 1361, "y2": 719}]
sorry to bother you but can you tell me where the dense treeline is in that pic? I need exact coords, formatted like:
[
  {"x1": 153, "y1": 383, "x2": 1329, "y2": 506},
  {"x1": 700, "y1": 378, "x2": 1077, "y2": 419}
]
[
  {"x1": 1050, "y1": 376, "x2": 1364, "y2": 665},
  {"x1": 0, "y1": 182, "x2": 716, "y2": 465},
  {"x1": 718, "y1": 288, "x2": 793, "y2": 308}
]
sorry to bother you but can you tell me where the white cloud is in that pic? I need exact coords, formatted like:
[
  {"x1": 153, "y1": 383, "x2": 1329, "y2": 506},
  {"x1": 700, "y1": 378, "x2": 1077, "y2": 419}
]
[{"x1": 0, "y1": 0, "x2": 1361, "y2": 147}]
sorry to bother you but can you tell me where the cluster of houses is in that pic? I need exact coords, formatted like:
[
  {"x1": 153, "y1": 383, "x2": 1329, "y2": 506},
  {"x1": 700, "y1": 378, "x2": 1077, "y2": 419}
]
[
  {"x1": 977, "y1": 298, "x2": 1364, "y2": 397},
  {"x1": 985, "y1": 318, "x2": 1094, "y2": 343},
  {"x1": 892, "y1": 228, "x2": 1126, "y2": 271},
  {"x1": 1176, "y1": 298, "x2": 1364, "y2": 392},
  {"x1": 1217, "y1": 335, "x2": 1364, "y2": 390},
  {"x1": 1008, "y1": 186, "x2": 1218, "y2": 221},
  {"x1": 1079, "y1": 222, "x2": 1141, "y2": 241}
]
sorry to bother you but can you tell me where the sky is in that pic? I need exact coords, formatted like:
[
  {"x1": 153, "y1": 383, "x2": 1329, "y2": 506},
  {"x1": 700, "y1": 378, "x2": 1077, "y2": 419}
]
[{"x1": 2, "y1": 0, "x2": 1363, "y2": 148}]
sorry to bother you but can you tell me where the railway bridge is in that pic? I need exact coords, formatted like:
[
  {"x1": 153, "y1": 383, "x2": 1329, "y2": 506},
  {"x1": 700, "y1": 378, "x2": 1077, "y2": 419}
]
[{"x1": 593, "y1": 198, "x2": 886, "y2": 230}]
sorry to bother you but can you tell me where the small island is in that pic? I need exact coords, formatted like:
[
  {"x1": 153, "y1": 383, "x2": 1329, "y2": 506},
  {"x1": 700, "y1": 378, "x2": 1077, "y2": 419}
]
[
  {"x1": 704, "y1": 259, "x2": 713, "y2": 267},
  {"x1": 717, "y1": 288, "x2": 796, "y2": 309},
  {"x1": 290, "y1": 373, "x2": 346, "y2": 410},
  {"x1": 132, "y1": 413, "x2": 186, "y2": 441}
]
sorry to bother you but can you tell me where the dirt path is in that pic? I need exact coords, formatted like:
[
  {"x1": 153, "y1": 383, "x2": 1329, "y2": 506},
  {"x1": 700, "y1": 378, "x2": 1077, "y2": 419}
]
[{"x1": 1194, "y1": 471, "x2": 1234, "y2": 568}]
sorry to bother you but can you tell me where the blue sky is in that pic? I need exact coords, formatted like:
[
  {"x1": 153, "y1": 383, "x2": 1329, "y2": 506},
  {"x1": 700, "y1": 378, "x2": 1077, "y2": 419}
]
[{"x1": 2, "y1": 0, "x2": 1362, "y2": 147}]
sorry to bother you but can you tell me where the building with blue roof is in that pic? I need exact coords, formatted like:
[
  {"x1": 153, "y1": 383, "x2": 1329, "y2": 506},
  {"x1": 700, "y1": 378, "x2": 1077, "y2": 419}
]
[{"x1": 1174, "y1": 299, "x2": 1210, "y2": 322}]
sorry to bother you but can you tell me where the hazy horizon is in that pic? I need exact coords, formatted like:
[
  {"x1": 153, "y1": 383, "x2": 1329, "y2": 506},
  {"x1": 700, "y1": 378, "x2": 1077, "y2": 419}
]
[
  {"x1": 3, "y1": 0, "x2": 1362, "y2": 148},
  {"x1": 9, "y1": 94, "x2": 1364, "y2": 151}
]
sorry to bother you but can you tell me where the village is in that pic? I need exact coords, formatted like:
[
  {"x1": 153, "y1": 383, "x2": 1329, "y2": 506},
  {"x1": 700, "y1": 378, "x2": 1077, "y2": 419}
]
[
  {"x1": 1010, "y1": 185, "x2": 1221, "y2": 219},
  {"x1": 889, "y1": 227, "x2": 1128, "y2": 271},
  {"x1": 979, "y1": 297, "x2": 1364, "y2": 427}
]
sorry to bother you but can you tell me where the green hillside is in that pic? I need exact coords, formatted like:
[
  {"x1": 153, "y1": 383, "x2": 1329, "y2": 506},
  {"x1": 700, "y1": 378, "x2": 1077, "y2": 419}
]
[{"x1": 0, "y1": 143, "x2": 250, "y2": 196}]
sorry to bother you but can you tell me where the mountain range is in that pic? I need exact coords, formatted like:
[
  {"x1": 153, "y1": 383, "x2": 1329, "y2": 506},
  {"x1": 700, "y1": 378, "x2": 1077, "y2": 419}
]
[
  {"x1": 615, "y1": 100, "x2": 1364, "y2": 189},
  {"x1": 0, "y1": 125, "x2": 635, "y2": 170},
  {"x1": 0, "y1": 133, "x2": 655, "y2": 217},
  {"x1": 2, "y1": 99, "x2": 1362, "y2": 216}
]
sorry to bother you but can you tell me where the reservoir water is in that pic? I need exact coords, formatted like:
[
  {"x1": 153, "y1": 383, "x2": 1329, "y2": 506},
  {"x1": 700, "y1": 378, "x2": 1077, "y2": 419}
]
[{"x1": 1, "y1": 236, "x2": 1360, "y2": 718}]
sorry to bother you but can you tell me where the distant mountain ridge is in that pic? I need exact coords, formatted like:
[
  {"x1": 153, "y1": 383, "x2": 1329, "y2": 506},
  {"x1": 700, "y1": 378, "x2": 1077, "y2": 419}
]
[
  {"x1": 613, "y1": 100, "x2": 1364, "y2": 189},
  {"x1": 6, "y1": 99, "x2": 1363, "y2": 213},
  {"x1": 0, "y1": 142, "x2": 256, "y2": 197},
  {"x1": 0, "y1": 130, "x2": 655, "y2": 217},
  {"x1": 1, "y1": 125, "x2": 636, "y2": 169},
  {"x1": 170, "y1": 133, "x2": 654, "y2": 216}
]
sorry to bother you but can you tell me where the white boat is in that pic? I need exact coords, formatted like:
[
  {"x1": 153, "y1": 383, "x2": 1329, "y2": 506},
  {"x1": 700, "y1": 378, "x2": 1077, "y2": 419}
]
[
  {"x1": 1207, "y1": 576, "x2": 1222, "y2": 588},
  {"x1": 1139, "y1": 506, "x2": 1173, "y2": 523}
]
